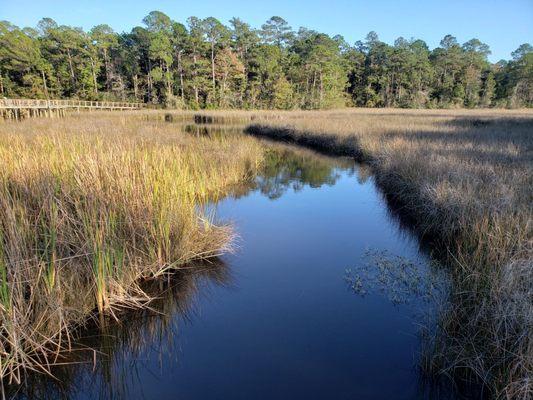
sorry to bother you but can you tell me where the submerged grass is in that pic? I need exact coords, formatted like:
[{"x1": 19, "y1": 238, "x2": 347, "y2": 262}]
[
  {"x1": 0, "y1": 112, "x2": 263, "y2": 383},
  {"x1": 245, "y1": 108, "x2": 533, "y2": 399}
]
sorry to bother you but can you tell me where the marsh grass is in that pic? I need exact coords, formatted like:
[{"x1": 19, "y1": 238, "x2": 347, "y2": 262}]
[
  {"x1": 0, "y1": 112, "x2": 263, "y2": 383},
  {"x1": 4, "y1": 260, "x2": 231, "y2": 400},
  {"x1": 1, "y1": 108, "x2": 531, "y2": 397},
  {"x1": 245, "y1": 108, "x2": 533, "y2": 399}
]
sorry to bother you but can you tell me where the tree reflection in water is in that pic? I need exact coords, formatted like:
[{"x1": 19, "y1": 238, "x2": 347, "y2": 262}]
[{"x1": 254, "y1": 145, "x2": 356, "y2": 199}]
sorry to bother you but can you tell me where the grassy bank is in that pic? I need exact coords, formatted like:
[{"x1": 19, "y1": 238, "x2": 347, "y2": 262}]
[
  {"x1": 0, "y1": 112, "x2": 263, "y2": 383},
  {"x1": 245, "y1": 109, "x2": 533, "y2": 399},
  {"x1": 6, "y1": 261, "x2": 231, "y2": 399}
]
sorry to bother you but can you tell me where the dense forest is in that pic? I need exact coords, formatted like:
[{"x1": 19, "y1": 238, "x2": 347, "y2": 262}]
[{"x1": 0, "y1": 12, "x2": 531, "y2": 109}]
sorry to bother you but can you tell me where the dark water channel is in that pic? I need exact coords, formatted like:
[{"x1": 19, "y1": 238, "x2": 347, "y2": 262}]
[{"x1": 13, "y1": 125, "x2": 460, "y2": 400}]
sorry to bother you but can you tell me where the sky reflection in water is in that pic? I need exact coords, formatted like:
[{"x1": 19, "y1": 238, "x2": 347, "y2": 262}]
[{"x1": 12, "y1": 141, "x2": 452, "y2": 400}]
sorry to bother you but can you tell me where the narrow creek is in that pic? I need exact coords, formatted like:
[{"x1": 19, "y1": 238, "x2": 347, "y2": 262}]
[{"x1": 13, "y1": 125, "x2": 457, "y2": 400}]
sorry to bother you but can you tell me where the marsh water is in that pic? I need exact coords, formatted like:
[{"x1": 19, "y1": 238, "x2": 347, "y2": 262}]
[{"x1": 16, "y1": 125, "x2": 455, "y2": 399}]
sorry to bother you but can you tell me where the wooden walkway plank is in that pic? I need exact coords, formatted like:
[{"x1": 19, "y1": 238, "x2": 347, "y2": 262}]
[{"x1": 0, "y1": 99, "x2": 145, "y2": 120}]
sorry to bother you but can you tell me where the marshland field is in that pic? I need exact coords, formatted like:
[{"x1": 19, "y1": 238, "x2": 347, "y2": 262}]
[{"x1": 0, "y1": 108, "x2": 532, "y2": 399}]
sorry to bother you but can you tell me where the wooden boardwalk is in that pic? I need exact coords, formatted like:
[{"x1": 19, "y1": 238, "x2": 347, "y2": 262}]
[{"x1": 0, "y1": 99, "x2": 145, "y2": 120}]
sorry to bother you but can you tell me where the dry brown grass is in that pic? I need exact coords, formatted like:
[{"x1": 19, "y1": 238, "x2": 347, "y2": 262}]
[
  {"x1": 0, "y1": 111, "x2": 263, "y2": 383},
  {"x1": 1, "y1": 108, "x2": 531, "y2": 397},
  {"x1": 5, "y1": 260, "x2": 231, "y2": 399},
  {"x1": 245, "y1": 108, "x2": 533, "y2": 399}
]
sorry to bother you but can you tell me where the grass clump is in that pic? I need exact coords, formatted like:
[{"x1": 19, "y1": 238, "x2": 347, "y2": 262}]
[{"x1": 0, "y1": 112, "x2": 263, "y2": 383}]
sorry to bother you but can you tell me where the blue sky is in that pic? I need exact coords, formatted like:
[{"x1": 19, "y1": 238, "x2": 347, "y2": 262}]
[{"x1": 2, "y1": 0, "x2": 532, "y2": 61}]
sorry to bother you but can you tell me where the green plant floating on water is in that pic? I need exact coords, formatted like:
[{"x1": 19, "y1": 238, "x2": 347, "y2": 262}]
[{"x1": 345, "y1": 249, "x2": 446, "y2": 305}]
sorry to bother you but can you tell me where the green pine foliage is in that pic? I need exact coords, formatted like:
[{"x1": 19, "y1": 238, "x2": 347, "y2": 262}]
[{"x1": 0, "y1": 13, "x2": 531, "y2": 108}]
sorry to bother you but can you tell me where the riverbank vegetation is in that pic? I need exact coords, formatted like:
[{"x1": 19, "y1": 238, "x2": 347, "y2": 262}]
[
  {"x1": 1, "y1": 12, "x2": 532, "y2": 109},
  {"x1": 5, "y1": 261, "x2": 231, "y2": 399},
  {"x1": 0, "y1": 108, "x2": 530, "y2": 399},
  {"x1": 0, "y1": 112, "x2": 263, "y2": 383},
  {"x1": 245, "y1": 108, "x2": 533, "y2": 398}
]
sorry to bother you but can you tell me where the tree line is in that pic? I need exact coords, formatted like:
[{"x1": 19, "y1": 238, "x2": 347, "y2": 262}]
[{"x1": 1, "y1": 12, "x2": 531, "y2": 109}]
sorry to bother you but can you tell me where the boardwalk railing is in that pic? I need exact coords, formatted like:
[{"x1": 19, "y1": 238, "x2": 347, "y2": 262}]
[{"x1": 1, "y1": 98, "x2": 145, "y2": 120}]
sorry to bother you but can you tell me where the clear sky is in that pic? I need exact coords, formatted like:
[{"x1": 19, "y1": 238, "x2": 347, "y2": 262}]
[{"x1": 2, "y1": 0, "x2": 532, "y2": 62}]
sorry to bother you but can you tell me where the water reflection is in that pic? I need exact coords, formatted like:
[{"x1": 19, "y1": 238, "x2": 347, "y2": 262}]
[
  {"x1": 8, "y1": 261, "x2": 230, "y2": 400},
  {"x1": 254, "y1": 146, "x2": 355, "y2": 199},
  {"x1": 183, "y1": 124, "x2": 245, "y2": 138},
  {"x1": 8, "y1": 130, "x2": 462, "y2": 400}
]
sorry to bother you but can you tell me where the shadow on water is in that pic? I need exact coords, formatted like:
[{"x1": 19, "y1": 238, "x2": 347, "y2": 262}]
[{"x1": 7, "y1": 124, "x2": 487, "y2": 399}]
